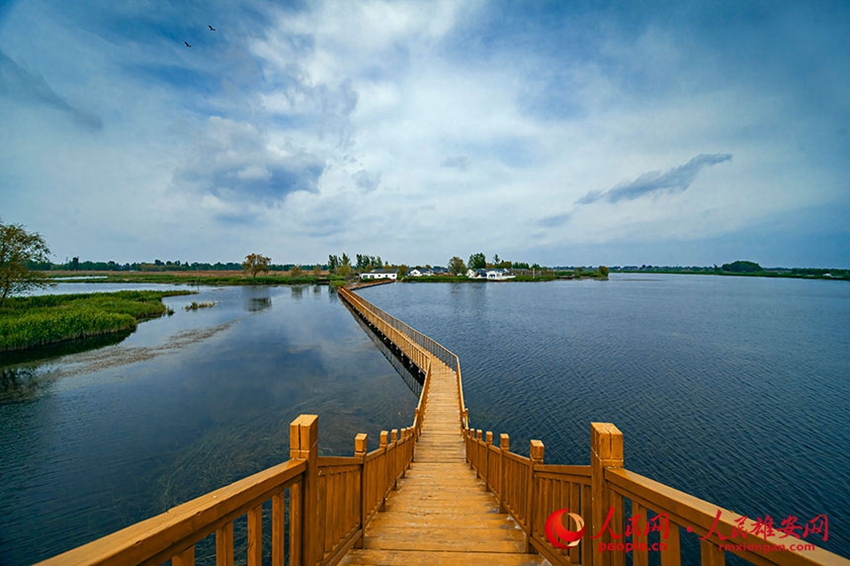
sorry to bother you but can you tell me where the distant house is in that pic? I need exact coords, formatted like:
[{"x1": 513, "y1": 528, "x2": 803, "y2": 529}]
[
  {"x1": 409, "y1": 268, "x2": 433, "y2": 277},
  {"x1": 431, "y1": 266, "x2": 449, "y2": 275},
  {"x1": 360, "y1": 269, "x2": 397, "y2": 281},
  {"x1": 466, "y1": 268, "x2": 515, "y2": 281}
]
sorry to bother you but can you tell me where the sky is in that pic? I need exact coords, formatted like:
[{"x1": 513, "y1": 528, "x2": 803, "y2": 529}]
[{"x1": 1, "y1": 0, "x2": 848, "y2": 268}]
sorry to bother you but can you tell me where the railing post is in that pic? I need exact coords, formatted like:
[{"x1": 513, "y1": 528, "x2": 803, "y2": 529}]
[
  {"x1": 485, "y1": 431, "x2": 493, "y2": 491},
  {"x1": 290, "y1": 414, "x2": 319, "y2": 566},
  {"x1": 499, "y1": 434, "x2": 509, "y2": 513},
  {"x1": 473, "y1": 430, "x2": 481, "y2": 477},
  {"x1": 391, "y1": 429, "x2": 399, "y2": 489},
  {"x1": 379, "y1": 430, "x2": 389, "y2": 511},
  {"x1": 527, "y1": 440, "x2": 544, "y2": 553},
  {"x1": 591, "y1": 423, "x2": 624, "y2": 566},
  {"x1": 355, "y1": 433, "x2": 368, "y2": 549}
]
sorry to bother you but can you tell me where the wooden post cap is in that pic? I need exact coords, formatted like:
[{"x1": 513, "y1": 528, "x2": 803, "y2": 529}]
[
  {"x1": 500, "y1": 433, "x2": 510, "y2": 450},
  {"x1": 530, "y1": 439, "x2": 544, "y2": 462},
  {"x1": 391, "y1": 429, "x2": 398, "y2": 443},
  {"x1": 380, "y1": 430, "x2": 389, "y2": 447},
  {"x1": 590, "y1": 422, "x2": 624, "y2": 465},
  {"x1": 289, "y1": 414, "x2": 318, "y2": 456},
  {"x1": 354, "y1": 433, "x2": 368, "y2": 455},
  {"x1": 486, "y1": 431, "x2": 493, "y2": 445}
]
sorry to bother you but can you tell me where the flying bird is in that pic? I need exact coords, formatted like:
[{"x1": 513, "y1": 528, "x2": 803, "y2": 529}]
[
  {"x1": 209, "y1": 25, "x2": 215, "y2": 31},
  {"x1": 184, "y1": 41, "x2": 192, "y2": 47}
]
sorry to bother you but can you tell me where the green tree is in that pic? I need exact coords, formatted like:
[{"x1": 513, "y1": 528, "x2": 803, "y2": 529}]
[
  {"x1": 448, "y1": 256, "x2": 466, "y2": 275},
  {"x1": 721, "y1": 260, "x2": 763, "y2": 273},
  {"x1": 290, "y1": 265, "x2": 303, "y2": 277},
  {"x1": 242, "y1": 253, "x2": 271, "y2": 278},
  {"x1": 328, "y1": 254, "x2": 340, "y2": 273},
  {"x1": 397, "y1": 264, "x2": 409, "y2": 278},
  {"x1": 0, "y1": 221, "x2": 53, "y2": 306},
  {"x1": 468, "y1": 252, "x2": 486, "y2": 270},
  {"x1": 599, "y1": 265, "x2": 609, "y2": 277}
]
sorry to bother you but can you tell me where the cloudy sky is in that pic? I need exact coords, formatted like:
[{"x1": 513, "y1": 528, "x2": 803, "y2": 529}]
[{"x1": 1, "y1": 0, "x2": 848, "y2": 268}]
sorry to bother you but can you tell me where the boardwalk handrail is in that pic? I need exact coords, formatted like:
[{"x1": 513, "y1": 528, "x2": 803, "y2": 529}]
[
  {"x1": 465, "y1": 422, "x2": 849, "y2": 566},
  {"x1": 338, "y1": 286, "x2": 468, "y2": 430}
]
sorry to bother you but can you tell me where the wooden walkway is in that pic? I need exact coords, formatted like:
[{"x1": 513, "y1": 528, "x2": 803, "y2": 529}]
[
  {"x1": 341, "y1": 359, "x2": 547, "y2": 565},
  {"x1": 38, "y1": 284, "x2": 850, "y2": 566}
]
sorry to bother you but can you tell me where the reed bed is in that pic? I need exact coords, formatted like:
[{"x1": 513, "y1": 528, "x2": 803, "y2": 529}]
[{"x1": 0, "y1": 291, "x2": 192, "y2": 352}]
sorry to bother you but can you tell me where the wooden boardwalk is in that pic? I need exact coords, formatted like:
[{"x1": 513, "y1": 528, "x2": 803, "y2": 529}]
[
  {"x1": 39, "y1": 284, "x2": 850, "y2": 566},
  {"x1": 342, "y1": 360, "x2": 547, "y2": 565}
]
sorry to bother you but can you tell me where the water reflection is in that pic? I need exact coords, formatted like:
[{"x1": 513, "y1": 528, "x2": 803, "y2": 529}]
[
  {"x1": 241, "y1": 287, "x2": 272, "y2": 312},
  {"x1": 0, "y1": 330, "x2": 132, "y2": 368},
  {"x1": 0, "y1": 283, "x2": 418, "y2": 565},
  {"x1": 345, "y1": 304, "x2": 423, "y2": 398},
  {"x1": 0, "y1": 367, "x2": 49, "y2": 403}
]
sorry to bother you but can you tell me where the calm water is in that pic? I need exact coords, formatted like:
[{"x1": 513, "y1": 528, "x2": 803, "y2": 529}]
[
  {"x1": 360, "y1": 274, "x2": 850, "y2": 558},
  {"x1": 2, "y1": 276, "x2": 848, "y2": 563},
  {"x1": 0, "y1": 284, "x2": 417, "y2": 565}
]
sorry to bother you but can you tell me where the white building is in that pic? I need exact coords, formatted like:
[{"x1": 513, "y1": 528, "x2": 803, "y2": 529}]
[
  {"x1": 466, "y1": 268, "x2": 515, "y2": 281},
  {"x1": 360, "y1": 269, "x2": 398, "y2": 280}
]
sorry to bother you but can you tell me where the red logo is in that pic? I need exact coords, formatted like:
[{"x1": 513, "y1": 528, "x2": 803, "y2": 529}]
[{"x1": 545, "y1": 509, "x2": 586, "y2": 548}]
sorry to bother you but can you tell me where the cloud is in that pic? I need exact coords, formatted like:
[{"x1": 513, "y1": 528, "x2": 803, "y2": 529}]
[
  {"x1": 578, "y1": 153, "x2": 733, "y2": 205},
  {"x1": 537, "y1": 213, "x2": 571, "y2": 228},
  {"x1": 441, "y1": 155, "x2": 471, "y2": 171},
  {"x1": 0, "y1": 50, "x2": 102, "y2": 130},
  {"x1": 353, "y1": 169, "x2": 380, "y2": 192},
  {"x1": 173, "y1": 117, "x2": 326, "y2": 204}
]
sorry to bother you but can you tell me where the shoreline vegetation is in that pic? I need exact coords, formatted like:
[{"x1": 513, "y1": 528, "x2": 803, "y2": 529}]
[
  {"x1": 3, "y1": 259, "x2": 844, "y2": 359},
  {"x1": 0, "y1": 290, "x2": 193, "y2": 354}
]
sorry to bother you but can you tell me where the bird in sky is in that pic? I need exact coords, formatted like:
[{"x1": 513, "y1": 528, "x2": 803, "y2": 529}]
[
  {"x1": 184, "y1": 41, "x2": 192, "y2": 47},
  {"x1": 209, "y1": 25, "x2": 215, "y2": 31}
]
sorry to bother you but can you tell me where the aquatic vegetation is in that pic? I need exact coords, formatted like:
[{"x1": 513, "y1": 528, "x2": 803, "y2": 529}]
[
  {"x1": 184, "y1": 301, "x2": 215, "y2": 311},
  {"x1": 0, "y1": 290, "x2": 192, "y2": 352}
]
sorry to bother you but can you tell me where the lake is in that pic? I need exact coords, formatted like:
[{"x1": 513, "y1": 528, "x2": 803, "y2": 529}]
[
  {"x1": 0, "y1": 283, "x2": 418, "y2": 565},
  {"x1": 1, "y1": 275, "x2": 848, "y2": 563},
  {"x1": 358, "y1": 274, "x2": 850, "y2": 559}
]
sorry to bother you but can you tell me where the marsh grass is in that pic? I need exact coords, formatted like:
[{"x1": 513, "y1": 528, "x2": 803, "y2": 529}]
[
  {"x1": 184, "y1": 301, "x2": 215, "y2": 311},
  {"x1": 0, "y1": 290, "x2": 193, "y2": 352}
]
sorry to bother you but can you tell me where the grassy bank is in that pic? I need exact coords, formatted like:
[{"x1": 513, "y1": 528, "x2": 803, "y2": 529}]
[{"x1": 0, "y1": 290, "x2": 193, "y2": 353}]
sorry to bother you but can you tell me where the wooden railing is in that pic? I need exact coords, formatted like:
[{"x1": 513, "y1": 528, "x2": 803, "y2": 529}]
[
  {"x1": 338, "y1": 286, "x2": 467, "y2": 431},
  {"x1": 465, "y1": 422, "x2": 849, "y2": 566},
  {"x1": 40, "y1": 414, "x2": 416, "y2": 566}
]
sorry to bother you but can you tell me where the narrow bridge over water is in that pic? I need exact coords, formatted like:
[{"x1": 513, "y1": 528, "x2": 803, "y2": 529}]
[{"x1": 41, "y1": 285, "x2": 848, "y2": 566}]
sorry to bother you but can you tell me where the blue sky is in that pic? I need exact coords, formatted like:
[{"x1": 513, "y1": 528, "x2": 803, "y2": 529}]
[{"x1": 1, "y1": 0, "x2": 848, "y2": 267}]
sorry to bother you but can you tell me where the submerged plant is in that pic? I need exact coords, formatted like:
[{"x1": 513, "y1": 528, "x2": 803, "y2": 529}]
[{"x1": 184, "y1": 301, "x2": 215, "y2": 311}]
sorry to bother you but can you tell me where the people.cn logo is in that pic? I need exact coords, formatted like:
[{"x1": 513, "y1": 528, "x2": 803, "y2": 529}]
[{"x1": 545, "y1": 509, "x2": 586, "y2": 549}]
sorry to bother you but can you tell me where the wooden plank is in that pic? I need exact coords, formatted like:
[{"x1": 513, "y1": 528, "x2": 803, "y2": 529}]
[
  {"x1": 215, "y1": 522, "x2": 233, "y2": 566},
  {"x1": 701, "y1": 539, "x2": 726, "y2": 566},
  {"x1": 341, "y1": 548, "x2": 548, "y2": 565},
  {"x1": 171, "y1": 546, "x2": 194, "y2": 566},
  {"x1": 660, "y1": 523, "x2": 681, "y2": 566},
  {"x1": 247, "y1": 504, "x2": 262, "y2": 566},
  {"x1": 272, "y1": 489, "x2": 286, "y2": 566},
  {"x1": 632, "y1": 500, "x2": 648, "y2": 566}
]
